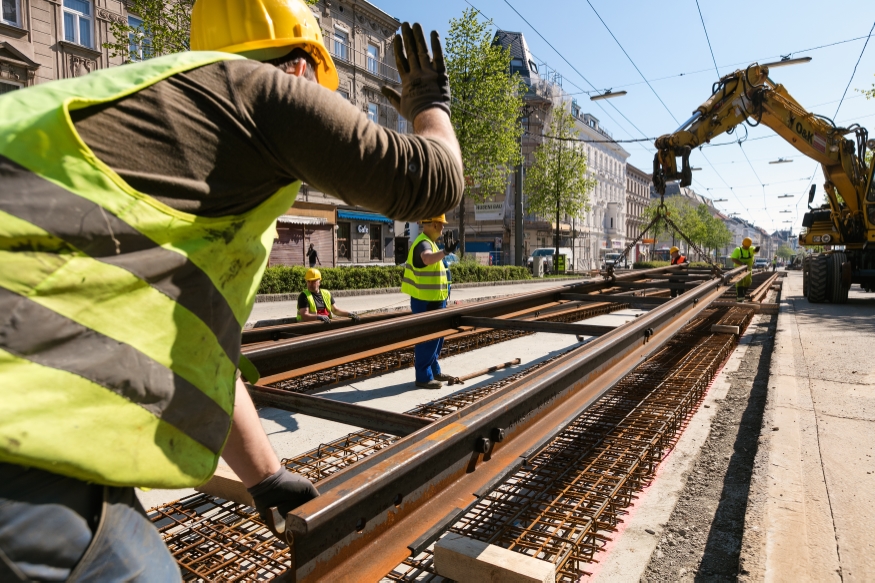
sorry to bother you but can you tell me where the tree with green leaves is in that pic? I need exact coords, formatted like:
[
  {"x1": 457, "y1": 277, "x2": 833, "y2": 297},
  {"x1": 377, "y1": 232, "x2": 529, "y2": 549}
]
[
  {"x1": 445, "y1": 8, "x2": 524, "y2": 256},
  {"x1": 777, "y1": 243, "x2": 795, "y2": 260},
  {"x1": 525, "y1": 105, "x2": 596, "y2": 266}
]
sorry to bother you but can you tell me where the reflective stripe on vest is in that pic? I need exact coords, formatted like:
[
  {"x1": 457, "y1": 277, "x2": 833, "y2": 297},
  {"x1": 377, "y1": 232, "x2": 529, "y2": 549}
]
[
  {"x1": 401, "y1": 233, "x2": 448, "y2": 301},
  {"x1": 0, "y1": 52, "x2": 300, "y2": 489},
  {"x1": 297, "y1": 288, "x2": 333, "y2": 321}
]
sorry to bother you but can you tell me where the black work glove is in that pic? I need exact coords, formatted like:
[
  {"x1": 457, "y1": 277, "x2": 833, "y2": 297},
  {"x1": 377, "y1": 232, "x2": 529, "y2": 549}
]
[
  {"x1": 443, "y1": 232, "x2": 458, "y2": 254},
  {"x1": 350, "y1": 313, "x2": 360, "y2": 323},
  {"x1": 248, "y1": 468, "x2": 319, "y2": 536},
  {"x1": 381, "y1": 22, "x2": 451, "y2": 122},
  {"x1": 316, "y1": 315, "x2": 330, "y2": 323},
  {"x1": 754, "y1": 246, "x2": 761, "y2": 253}
]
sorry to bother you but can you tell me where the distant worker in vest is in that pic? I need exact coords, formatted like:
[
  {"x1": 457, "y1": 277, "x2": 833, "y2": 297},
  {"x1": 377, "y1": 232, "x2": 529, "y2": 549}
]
[
  {"x1": 669, "y1": 246, "x2": 688, "y2": 298},
  {"x1": 297, "y1": 268, "x2": 358, "y2": 323},
  {"x1": 0, "y1": 0, "x2": 463, "y2": 578},
  {"x1": 402, "y1": 215, "x2": 457, "y2": 389},
  {"x1": 731, "y1": 237, "x2": 760, "y2": 301},
  {"x1": 307, "y1": 243, "x2": 321, "y2": 268},
  {"x1": 772, "y1": 255, "x2": 778, "y2": 272}
]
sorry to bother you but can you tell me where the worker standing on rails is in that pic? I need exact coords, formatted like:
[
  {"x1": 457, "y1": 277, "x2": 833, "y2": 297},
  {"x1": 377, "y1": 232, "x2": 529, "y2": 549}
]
[
  {"x1": 668, "y1": 246, "x2": 688, "y2": 298},
  {"x1": 402, "y1": 215, "x2": 457, "y2": 389},
  {"x1": 731, "y1": 237, "x2": 760, "y2": 301},
  {"x1": 0, "y1": 0, "x2": 463, "y2": 578},
  {"x1": 297, "y1": 268, "x2": 358, "y2": 323},
  {"x1": 772, "y1": 255, "x2": 778, "y2": 273}
]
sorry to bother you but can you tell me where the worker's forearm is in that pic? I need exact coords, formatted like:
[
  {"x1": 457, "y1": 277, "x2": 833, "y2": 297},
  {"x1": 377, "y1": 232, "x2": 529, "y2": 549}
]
[
  {"x1": 420, "y1": 248, "x2": 447, "y2": 266},
  {"x1": 223, "y1": 379, "x2": 280, "y2": 488},
  {"x1": 298, "y1": 310, "x2": 322, "y2": 322},
  {"x1": 414, "y1": 108, "x2": 462, "y2": 171}
]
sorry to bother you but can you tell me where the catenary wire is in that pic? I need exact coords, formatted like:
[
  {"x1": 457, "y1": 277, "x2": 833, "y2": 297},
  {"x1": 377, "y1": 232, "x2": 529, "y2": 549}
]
[{"x1": 695, "y1": 0, "x2": 720, "y2": 79}]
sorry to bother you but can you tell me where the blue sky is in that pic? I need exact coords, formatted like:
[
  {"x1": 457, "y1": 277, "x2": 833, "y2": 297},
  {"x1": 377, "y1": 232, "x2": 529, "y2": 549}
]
[{"x1": 371, "y1": 0, "x2": 875, "y2": 235}]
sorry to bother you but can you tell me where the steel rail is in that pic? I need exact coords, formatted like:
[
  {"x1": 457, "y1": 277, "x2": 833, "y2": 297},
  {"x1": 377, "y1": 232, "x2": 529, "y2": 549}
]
[
  {"x1": 243, "y1": 312, "x2": 407, "y2": 345},
  {"x1": 242, "y1": 265, "x2": 686, "y2": 376},
  {"x1": 283, "y1": 266, "x2": 747, "y2": 581}
]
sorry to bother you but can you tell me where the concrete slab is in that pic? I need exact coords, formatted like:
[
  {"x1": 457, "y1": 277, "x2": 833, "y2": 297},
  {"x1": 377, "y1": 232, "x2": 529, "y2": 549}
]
[{"x1": 739, "y1": 272, "x2": 875, "y2": 582}]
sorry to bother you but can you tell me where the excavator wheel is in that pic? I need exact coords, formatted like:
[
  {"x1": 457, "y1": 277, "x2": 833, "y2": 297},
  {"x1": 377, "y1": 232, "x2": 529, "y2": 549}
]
[
  {"x1": 827, "y1": 252, "x2": 850, "y2": 304},
  {"x1": 802, "y1": 255, "x2": 810, "y2": 297},
  {"x1": 806, "y1": 254, "x2": 828, "y2": 303}
]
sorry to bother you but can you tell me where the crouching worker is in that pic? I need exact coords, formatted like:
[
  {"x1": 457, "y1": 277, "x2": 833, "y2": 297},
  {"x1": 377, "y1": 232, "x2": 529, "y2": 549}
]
[{"x1": 297, "y1": 268, "x2": 359, "y2": 323}]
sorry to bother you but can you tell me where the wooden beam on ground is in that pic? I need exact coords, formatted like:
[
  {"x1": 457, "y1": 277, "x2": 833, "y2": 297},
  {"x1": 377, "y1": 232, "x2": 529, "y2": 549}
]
[
  {"x1": 247, "y1": 384, "x2": 432, "y2": 437},
  {"x1": 459, "y1": 316, "x2": 616, "y2": 337},
  {"x1": 434, "y1": 533, "x2": 555, "y2": 583}
]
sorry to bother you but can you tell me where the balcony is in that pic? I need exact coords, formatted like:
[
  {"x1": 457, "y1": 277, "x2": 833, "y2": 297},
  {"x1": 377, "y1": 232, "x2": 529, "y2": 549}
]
[{"x1": 328, "y1": 39, "x2": 401, "y2": 84}]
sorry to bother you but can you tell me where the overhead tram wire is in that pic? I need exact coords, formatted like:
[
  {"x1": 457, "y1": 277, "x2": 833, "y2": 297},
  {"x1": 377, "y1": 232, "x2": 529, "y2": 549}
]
[
  {"x1": 794, "y1": 19, "x2": 875, "y2": 224},
  {"x1": 463, "y1": 0, "x2": 656, "y2": 159},
  {"x1": 695, "y1": 0, "x2": 720, "y2": 79},
  {"x1": 496, "y1": 0, "x2": 660, "y2": 153}
]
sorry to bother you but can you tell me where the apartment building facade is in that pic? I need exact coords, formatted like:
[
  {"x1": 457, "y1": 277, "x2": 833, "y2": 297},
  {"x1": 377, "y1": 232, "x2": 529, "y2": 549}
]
[{"x1": 625, "y1": 163, "x2": 651, "y2": 263}]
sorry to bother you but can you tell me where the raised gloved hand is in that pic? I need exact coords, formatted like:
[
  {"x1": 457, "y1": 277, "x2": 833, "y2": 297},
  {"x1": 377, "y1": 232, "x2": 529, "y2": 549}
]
[
  {"x1": 380, "y1": 22, "x2": 451, "y2": 122},
  {"x1": 247, "y1": 468, "x2": 319, "y2": 537},
  {"x1": 443, "y1": 232, "x2": 458, "y2": 254},
  {"x1": 754, "y1": 246, "x2": 761, "y2": 253},
  {"x1": 316, "y1": 315, "x2": 330, "y2": 323},
  {"x1": 350, "y1": 313, "x2": 360, "y2": 323}
]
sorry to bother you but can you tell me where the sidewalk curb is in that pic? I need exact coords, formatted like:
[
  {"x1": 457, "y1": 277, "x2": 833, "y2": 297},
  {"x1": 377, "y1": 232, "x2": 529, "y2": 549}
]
[{"x1": 254, "y1": 276, "x2": 591, "y2": 303}]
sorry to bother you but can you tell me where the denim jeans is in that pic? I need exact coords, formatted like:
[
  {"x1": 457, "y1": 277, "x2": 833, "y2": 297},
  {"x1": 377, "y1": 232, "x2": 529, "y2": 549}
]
[
  {"x1": 410, "y1": 298, "x2": 447, "y2": 383},
  {"x1": 0, "y1": 463, "x2": 180, "y2": 582}
]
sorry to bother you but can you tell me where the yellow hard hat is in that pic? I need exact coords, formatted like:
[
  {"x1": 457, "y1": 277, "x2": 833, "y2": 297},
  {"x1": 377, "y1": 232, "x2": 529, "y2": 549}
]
[
  {"x1": 669, "y1": 246, "x2": 679, "y2": 254},
  {"x1": 304, "y1": 268, "x2": 322, "y2": 281},
  {"x1": 422, "y1": 215, "x2": 448, "y2": 224},
  {"x1": 190, "y1": 0, "x2": 339, "y2": 91},
  {"x1": 742, "y1": 237, "x2": 752, "y2": 247}
]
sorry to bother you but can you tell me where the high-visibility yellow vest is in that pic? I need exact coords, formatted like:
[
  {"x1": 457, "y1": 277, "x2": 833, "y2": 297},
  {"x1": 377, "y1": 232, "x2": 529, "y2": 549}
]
[
  {"x1": 0, "y1": 52, "x2": 300, "y2": 489},
  {"x1": 297, "y1": 288, "x2": 333, "y2": 321},
  {"x1": 401, "y1": 233, "x2": 448, "y2": 301},
  {"x1": 732, "y1": 246, "x2": 755, "y2": 268}
]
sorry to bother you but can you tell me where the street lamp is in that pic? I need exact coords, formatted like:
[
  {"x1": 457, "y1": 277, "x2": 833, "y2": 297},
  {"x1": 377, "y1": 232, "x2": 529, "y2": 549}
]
[
  {"x1": 691, "y1": 167, "x2": 702, "y2": 171},
  {"x1": 780, "y1": 210, "x2": 792, "y2": 213},
  {"x1": 777, "y1": 194, "x2": 793, "y2": 199},
  {"x1": 762, "y1": 56, "x2": 812, "y2": 69},
  {"x1": 590, "y1": 89, "x2": 627, "y2": 101},
  {"x1": 713, "y1": 198, "x2": 728, "y2": 202},
  {"x1": 769, "y1": 158, "x2": 793, "y2": 164}
]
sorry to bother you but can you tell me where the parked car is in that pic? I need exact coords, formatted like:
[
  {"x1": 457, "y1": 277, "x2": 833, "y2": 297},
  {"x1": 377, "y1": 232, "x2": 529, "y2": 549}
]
[
  {"x1": 527, "y1": 247, "x2": 572, "y2": 270},
  {"x1": 603, "y1": 253, "x2": 628, "y2": 269},
  {"x1": 753, "y1": 258, "x2": 770, "y2": 269}
]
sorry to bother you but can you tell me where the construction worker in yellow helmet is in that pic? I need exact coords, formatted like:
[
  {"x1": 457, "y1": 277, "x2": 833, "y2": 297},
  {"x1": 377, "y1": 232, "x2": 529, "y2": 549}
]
[
  {"x1": 731, "y1": 237, "x2": 761, "y2": 301},
  {"x1": 402, "y1": 215, "x2": 458, "y2": 389},
  {"x1": 297, "y1": 268, "x2": 359, "y2": 323},
  {"x1": 0, "y1": 0, "x2": 463, "y2": 576},
  {"x1": 668, "y1": 246, "x2": 688, "y2": 297}
]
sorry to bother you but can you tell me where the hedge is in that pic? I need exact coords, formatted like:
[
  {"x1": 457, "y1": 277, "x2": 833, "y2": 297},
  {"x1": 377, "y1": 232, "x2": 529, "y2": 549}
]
[{"x1": 258, "y1": 264, "x2": 531, "y2": 294}]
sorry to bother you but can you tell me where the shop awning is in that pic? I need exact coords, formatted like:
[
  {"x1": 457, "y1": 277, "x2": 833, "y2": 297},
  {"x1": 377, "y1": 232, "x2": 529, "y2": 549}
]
[
  {"x1": 277, "y1": 215, "x2": 327, "y2": 225},
  {"x1": 337, "y1": 210, "x2": 394, "y2": 224}
]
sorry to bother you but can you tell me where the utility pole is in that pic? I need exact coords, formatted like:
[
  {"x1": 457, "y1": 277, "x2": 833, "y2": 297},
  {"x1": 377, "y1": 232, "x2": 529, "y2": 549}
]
[{"x1": 514, "y1": 105, "x2": 534, "y2": 267}]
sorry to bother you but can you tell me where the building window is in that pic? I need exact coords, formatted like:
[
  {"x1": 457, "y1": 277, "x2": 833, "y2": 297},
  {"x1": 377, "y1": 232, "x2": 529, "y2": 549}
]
[
  {"x1": 510, "y1": 58, "x2": 524, "y2": 75},
  {"x1": 0, "y1": 81, "x2": 20, "y2": 94},
  {"x1": 63, "y1": 0, "x2": 93, "y2": 48},
  {"x1": 369, "y1": 224, "x2": 382, "y2": 260},
  {"x1": 338, "y1": 89, "x2": 349, "y2": 100},
  {"x1": 337, "y1": 222, "x2": 351, "y2": 260},
  {"x1": 333, "y1": 29, "x2": 349, "y2": 62},
  {"x1": 127, "y1": 16, "x2": 152, "y2": 61},
  {"x1": 2, "y1": 0, "x2": 19, "y2": 26},
  {"x1": 367, "y1": 43, "x2": 379, "y2": 74},
  {"x1": 367, "y1": 102, "x2": 378, "y2": 124}
]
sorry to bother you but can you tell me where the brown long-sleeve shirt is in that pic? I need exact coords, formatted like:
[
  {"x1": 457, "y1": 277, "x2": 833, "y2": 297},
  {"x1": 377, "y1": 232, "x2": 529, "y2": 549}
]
[{"x1": 70, "y1": 59, "x2": 463, "y2": 220}]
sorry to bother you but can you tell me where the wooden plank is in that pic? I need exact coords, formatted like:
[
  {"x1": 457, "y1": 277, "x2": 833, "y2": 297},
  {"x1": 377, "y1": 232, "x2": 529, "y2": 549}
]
[
  {"x1": 434, "y1": 533, "x2": 555, "y2": 583},
  {"x1": 459, "y1": 316, "x2": 616, "y2": 337},
  {"x1": 196, "y1": 465, "x2": 253, "y2": 506},
  {"x1": 711, "y1": 324, "x2": 741, "y2": 334}
]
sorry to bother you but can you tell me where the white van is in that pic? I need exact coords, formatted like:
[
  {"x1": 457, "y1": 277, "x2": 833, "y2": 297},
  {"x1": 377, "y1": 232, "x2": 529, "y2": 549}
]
[{"x1": 527, "y1": 247, "x2": 572, "y2": 271}]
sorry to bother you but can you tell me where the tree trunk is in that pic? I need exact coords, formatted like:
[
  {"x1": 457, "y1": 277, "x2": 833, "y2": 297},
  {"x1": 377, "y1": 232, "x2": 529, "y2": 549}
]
[
  {"x1": 458, "y1": 191, "x2": 467, "y2": 258},
  {"x1": 555, "y1": 194, "x2": 560, "y2": 274}
]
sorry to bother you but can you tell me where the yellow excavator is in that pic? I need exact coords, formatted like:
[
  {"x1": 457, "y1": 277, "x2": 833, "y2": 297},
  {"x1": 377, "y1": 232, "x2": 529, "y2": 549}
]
[{"x1": 652, "y1": 61, "x2": 875, "y2": 303}]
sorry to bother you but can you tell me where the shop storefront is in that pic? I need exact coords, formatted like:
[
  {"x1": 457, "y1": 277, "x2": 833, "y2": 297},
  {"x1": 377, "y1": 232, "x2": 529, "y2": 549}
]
[{"x1": 336, "y1": 209, "x2": 396, "y2": 265}]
